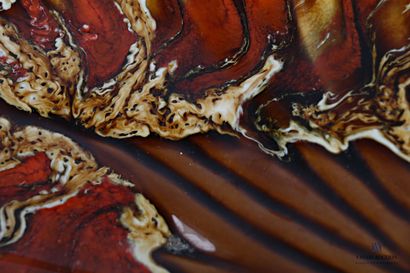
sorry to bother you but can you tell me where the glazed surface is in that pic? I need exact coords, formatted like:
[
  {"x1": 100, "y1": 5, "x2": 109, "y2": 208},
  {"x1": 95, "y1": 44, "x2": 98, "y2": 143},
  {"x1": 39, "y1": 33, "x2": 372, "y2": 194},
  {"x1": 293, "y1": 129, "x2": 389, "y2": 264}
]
[
  {"x1": 0, "y1": 1, "x2": 409, "y2": 273},
  {"x1": 0, "y1": 0, "x2": 408, "y2": 161}
]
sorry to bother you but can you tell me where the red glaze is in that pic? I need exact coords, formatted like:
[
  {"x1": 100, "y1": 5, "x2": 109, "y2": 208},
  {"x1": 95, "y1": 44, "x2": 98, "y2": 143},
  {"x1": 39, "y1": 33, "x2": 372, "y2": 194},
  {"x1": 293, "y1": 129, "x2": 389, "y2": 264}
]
[
  {"x1": 160, "y1": 0, "x2": 290, "y2": 99},
  {"x1": 268, "y1": 50, "x2": 323, "y2": 93},
  {"x1": 2, "y1": 0, "x2": 136, "y2": 88},
  {"x1": 2, "y1": 0, "x2": 60, "y2": 50},
  {"x1": 322, "y1": 1, "x2": 366, "y2": 93},
  {"x1": 55, "y1": 0, "x2": 137, "y2": 88},
  {"x1": 0, "y1": 176, "x2": 151, "y2": 273},
  {"x1": 0, "y1": 56, "x2": 28, "y2": 81},
  {"x1": 21, "y1": 0, "x2": 61, "y2": 49},
  {"x1": 354, "y1": 0, "x2": 380, "y2": 35},
  {"x1": 147, "y1": 0, "x2": 183, "y2": 53},
  {"x1": 298, "y1": 0, "x2": 367, "y2": 94},
  {"x1": 0, "y1": 0, "x2": 405, "y2": 99},
  {"x1": 0, "y1": 153, "x2": 51, "y2": 205},
  {"x1": 153, "y1": 0, "x2": 244, "y2": 82}
]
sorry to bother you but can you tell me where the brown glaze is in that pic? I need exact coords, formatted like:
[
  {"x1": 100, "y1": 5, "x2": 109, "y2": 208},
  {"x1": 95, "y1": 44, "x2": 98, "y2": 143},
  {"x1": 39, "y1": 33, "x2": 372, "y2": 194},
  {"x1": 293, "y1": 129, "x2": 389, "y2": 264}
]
[
  {"x1": 355, "y1": 140, "x2": 410, "y2": 210},
  {"x1": 0, "y1": 0, "x2": 409, "y2": 273},
  {"x1": 0, "y1": 0, "x2": 408, "y2": 160},
  {"x1": 1, "y1": 100, "x2": 409, "y2": 273}
]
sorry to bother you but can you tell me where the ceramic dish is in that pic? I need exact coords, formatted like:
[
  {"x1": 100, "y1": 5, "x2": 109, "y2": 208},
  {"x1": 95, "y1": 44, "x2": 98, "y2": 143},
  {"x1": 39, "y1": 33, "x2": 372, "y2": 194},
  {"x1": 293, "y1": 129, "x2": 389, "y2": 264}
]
[{"x1": 0, "y1": 1, "x2": 409, "y2": 273}]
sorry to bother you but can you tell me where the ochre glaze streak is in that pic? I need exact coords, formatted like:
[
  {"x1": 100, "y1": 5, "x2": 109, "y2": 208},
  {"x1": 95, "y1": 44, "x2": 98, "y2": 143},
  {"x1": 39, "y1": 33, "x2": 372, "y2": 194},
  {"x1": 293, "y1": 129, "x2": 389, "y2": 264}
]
[{"x1": 370, "y1": 0, "x2": 410, "y2": 57}]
